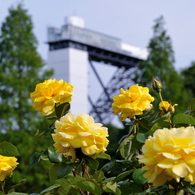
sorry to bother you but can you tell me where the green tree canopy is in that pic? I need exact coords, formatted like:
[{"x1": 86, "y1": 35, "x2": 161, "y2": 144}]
[
  {"x1": 181, "y1": 61, "x2": 195, "y2": 98},
  {"x1": 0, "y1": 4, "x2": 53, "y2": 131},
  {"x1": 133, "y1": 16, "x2": 188, "y2": 111}
]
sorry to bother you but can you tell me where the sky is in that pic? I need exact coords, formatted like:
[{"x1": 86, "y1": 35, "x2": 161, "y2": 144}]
[{"x1": 1, "y1": 0, "x2": 195, "y2": 71}]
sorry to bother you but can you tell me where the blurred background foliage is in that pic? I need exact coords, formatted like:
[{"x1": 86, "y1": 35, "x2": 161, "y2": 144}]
[{"x1": 0, "y1": 3, "x2": 195, "y2": 194}]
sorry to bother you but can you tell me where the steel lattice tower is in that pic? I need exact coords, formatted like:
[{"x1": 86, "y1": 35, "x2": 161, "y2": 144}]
[{"x1": 47, "y1": 16, "x2": 148, "y2": 124}]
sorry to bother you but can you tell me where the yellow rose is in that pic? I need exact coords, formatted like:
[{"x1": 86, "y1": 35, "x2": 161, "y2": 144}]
[
  {"x1": 138, "y1": 126, "x2": 195, "y2": 186},
  {"x1": 30, "y1": 79, "x2": 73, "y2": 116},
  {"x1": 0, "y1": 155, "x2": 18, "y2": 181},
  {"x1": 112, "y1": 84, "x2": 154, "y2": 121},
  {"x1": 52, "y1": 113, "x2": 109, "y2": 160},
  {"x1": 159, "y1": 101, "x2": 177, "y2": 113}
]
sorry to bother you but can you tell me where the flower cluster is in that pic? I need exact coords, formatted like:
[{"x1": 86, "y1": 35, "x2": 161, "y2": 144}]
[
  {"x1": 139, "y1": 126, "x2": 195, "y2": 186},
  {"x1": 112, "y1": 84, "x2": 154, "y2": 121},
  {"x1": 30, "y1": 79, "x2": 73, "y2": 116},
  {"x1": 0, "y1": 155, "x2": 18, "y2": 181},
  {"x1": 52, "y1": 113, "x2": 109, "y2": 160}
]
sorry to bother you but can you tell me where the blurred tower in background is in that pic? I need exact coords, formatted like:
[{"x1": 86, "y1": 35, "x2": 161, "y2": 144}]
[{"x1": 47, "y1": 16, "x2": 148, "y2": 124}]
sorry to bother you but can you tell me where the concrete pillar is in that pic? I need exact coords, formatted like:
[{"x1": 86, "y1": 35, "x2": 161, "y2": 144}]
[{"x1": 47, "y1": 47, "x2": 88, "y2": 115}]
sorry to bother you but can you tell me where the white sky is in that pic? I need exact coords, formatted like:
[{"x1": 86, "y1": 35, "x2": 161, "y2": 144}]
[{"x1": 1, "y1": 0, "x2": 195, "y2": 71}]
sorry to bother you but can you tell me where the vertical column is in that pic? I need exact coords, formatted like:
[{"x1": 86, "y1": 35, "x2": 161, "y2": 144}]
[{"x1": 47, "y1": 47, "x2": 88, "y2": 115}]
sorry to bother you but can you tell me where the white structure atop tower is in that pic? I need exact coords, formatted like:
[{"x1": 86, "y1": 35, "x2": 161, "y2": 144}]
[{"x1": 47, "y1": 16, "x2": 148, "y2": 120}]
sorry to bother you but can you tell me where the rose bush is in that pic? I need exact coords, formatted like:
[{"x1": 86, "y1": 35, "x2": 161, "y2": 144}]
[
  {"x1": 3, "y1": 78, "x2": 195, "y2": 194},
  {"x1": 30, "y1": 79, "x2": 73, "y2": 116},
  {"x1": 112, "y1": 84, "x2": 154, "y2": 121}
]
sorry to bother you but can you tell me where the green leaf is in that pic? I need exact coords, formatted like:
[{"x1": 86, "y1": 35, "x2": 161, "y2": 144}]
[
  {"x1": 30, "y1": 194, "x2": 40, "y2": 195},
  {"x1": 56, "y1": 176, "x2": 102, "y2": 195},
  {"x1": 93, "y1": 170, "x2": 105, "y2": 182},
  {"x1": 150, "y1": 120, "x2": 170, "y2": 135},
  {"x1": 8, "y1": 193, "x2": 29, "y2": 195},
  {"x1": 29, "y1": 150, "x2": 46, "y2": 168},
  {"x1": 132, "y1": 168, "x2": 148, "y2": 184},
  {"x1": 57, "y1": 164, "x2": 73, "y2": 178},
  {"x1": 117, "y1": 134, "x2": 134, "y2": 159},
  {"x1": 49, "y1": 164, "x2": 61, "y2": 181},
  {"x1": 103, "y1": 181, "x2": 118, "y2": 194},
  {"x1": 186, "y1": 186, "x2": 195, "y2": 194},
  {"x1": 113, "y1": 170, "x2": 133, "y2": 182},
  {"x1": 101, "y1": 161, "x2": 115, "y2": 173},
  {"x1": 55, "y1": 102, "x2": 70, "y2": 119},
  {"x1": 188, "y1": 98, "x2": 195, "y2": 111},
  {"x1": 115, "y1": 160, "x2": 132, "y2": 164},
  {"x1": 139, "y1": 118, "x2": 151, "y2": 131},
  {"x1": 136, "y1": 133, "x2": 146, "y2": 143},
  {"x1": 119, "y1": 182, "x2": 131, "y2": 195},
  {"x1": 57, "y1": 184, "x2": 71, "y2": 195},
  {"x1": 0, "y1": 141, "x2": 19, "y2": 156},
  {"x1": 172, "y1": 113, "x2": 195, "y2": 125},
  {"x1": 74, "y1": 180, "x2": 102, "y2": 195},
  {"x1": 40, "y1": 184, "x2": 61, "y2": 194},
  {"x1": 48, "y1": 146, "x2": 62, "y2": 163},
  {"x1": 93, "y1": 152, "x2": 111, "y2": 160},
  {"x1": 85, "y1": 157, "x2": 99, "y2": 170}
]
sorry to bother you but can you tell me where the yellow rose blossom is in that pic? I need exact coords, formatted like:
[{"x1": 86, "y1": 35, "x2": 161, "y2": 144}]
[
  {"x1": 30, "y1": 79, "x2": 73, "y2": 116},
  {"x1": 138, "y1": 126, "x2": 195, "y2": 186},
  {"x1": 0, "y1": 155, "x2": 18, "y2": 181},
  {"x1": 159, "y1": 101, "x2": 178, "y2": 113},
  {"x1": 52, "y1": 113, "x2": 109, "y2": 160},
  {"x1": 112, "y1": 84, "x2": 154, "y2": 121}
]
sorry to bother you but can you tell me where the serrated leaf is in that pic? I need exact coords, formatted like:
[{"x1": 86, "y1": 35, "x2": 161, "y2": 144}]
[
  {"x1": 85, "y1": 157, "x2": 99, "y2": 170},
  {"x1": 93, "y1": 170, "x2": 104, "y2": 182},
  {"x1": 93, "y1": 152, "x2": 111, "y2": 160},
  {"x1": 172, "y1": 113, "x2": 195, "y2": 125},
  {"x1": 0, "y1": 141, "x2": 19, "y2": 156},
  {"x1": 48, "y1": 147, "x2": 62, "y2": 163},
  {"x1": 55, "y1": 102, "x2": 70, "y2": 119},
  {"x1": 40, "y1": 184, "x2": 61, "y2": 194},
  {"x1": 136, "y1": 133, "x2": 146, "y2": 143},
  {"x1": 57, "y1": 164, "x2": 73, "y2": 178},
  {"x1": 132, "y1": 168, "x2": 148, "y2": 184}
]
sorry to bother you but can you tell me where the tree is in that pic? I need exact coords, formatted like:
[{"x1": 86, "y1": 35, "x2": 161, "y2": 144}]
[
  {"x1": 0, "y1": 4, "x2": 53, "y2": 131},
  {"x1": 181, "y1": 61, "x2": 195, "y2": 98},
  {"x1": 133, "y1": 16, "x2": 188, "y2": 111},
  {"x1": 0, "y1": 130, "x2": 54, "y2": 193}
]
